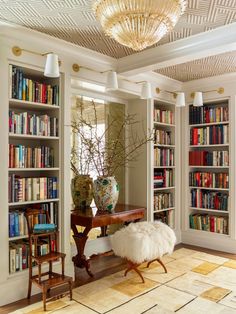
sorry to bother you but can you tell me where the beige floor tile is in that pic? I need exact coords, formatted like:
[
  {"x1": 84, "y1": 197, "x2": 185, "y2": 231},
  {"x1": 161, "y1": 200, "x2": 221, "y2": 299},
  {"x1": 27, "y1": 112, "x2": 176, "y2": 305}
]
[
  {"x1": 166, "y1": 272, "x2": 214, "y2": 296},
  {"x1": 178, "y1": 297, "x2": 236, "y2": 314},
  {"x1": 200, "y1": 287, "x2": 231, "y2": 302},
  {"x1": 164, "y1": 256, "x2": 204, "y2": 272},
  {"x1": 223, "y1": 260, "x2": 236, "y2": 270},
  {"x1": 147, "y1": 285, "x2": 195, "y2": 312},
  {"x1": 111, "y1": 277, "x2": 159, "y2": 297},
  {"x1": 192, "y1": 262, "x2": 220, "y2": 275},
  {"x1": 144, "y1": 306, "x2": 174, "y2": 314},
  {"x1": 192, "y1": 252, "x2": 229, "y2": 265},
  {"x1": 204, "y1": 266, "x2": 236, "y2": 291},
  {"x1": 219, "y1": 291, "x2": 236, "y2": 309},
  {"x1": 142, "y1": 262, "x2": 186, "y2": 284},
  {"x1": 10, "y1": 299, "x2": 76, "y2": 314},
  {"x1": 169, "y1": 248, "x2": 197, "y2": 259},
  {"x1": 73, "y1": 287, "x2": 129, "y2": 313}
]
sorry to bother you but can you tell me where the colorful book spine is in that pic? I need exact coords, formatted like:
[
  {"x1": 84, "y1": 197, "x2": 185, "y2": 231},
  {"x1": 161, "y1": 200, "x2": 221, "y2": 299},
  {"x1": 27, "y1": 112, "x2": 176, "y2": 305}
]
[
  {"x1": 154, "y1": 108, "x2": 174, "y2": 124},
  {"x1": 190, "y1": 189, "x2": 228, "y2": 211},
  {"x1": 189, "y1": 150, "x2": 229, "y2": 166},
  {"x1": 190, "y1": 125, "x2": 229, "y2": 145},
  {"x1": 154, "y1": 148, "x2": 174, "y2": 166},
  {"x1": 154, "y1": 210, "x2": 174, "y2": 228},
  {"x1": 10, "y1": 65, "x2": 59, "y2": 106},
  {"x1": 189, "y1": 213, "x2": 228, "y2": 234},
  {"x1": 154, "y1": 192, "x2": 173, "y2": 211},
  {"x1": 154, "y1": 169, "x2": 174, "y2": 188},
  {"x1": 189, "y1": 105, "x2": 228, "y2": 125},
  {"x1": 154, "y1": 129, "x2": 172, "y2": 145},
  {"x1": 189, "y1": 172, "x2": 229, "y2": 189}
]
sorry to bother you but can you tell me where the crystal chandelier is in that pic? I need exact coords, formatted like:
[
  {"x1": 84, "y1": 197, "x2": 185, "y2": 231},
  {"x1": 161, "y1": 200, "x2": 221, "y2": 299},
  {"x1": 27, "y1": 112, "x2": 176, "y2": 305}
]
[{"x1": 93, "y1": 0, "x2": 187, "y2": 51}]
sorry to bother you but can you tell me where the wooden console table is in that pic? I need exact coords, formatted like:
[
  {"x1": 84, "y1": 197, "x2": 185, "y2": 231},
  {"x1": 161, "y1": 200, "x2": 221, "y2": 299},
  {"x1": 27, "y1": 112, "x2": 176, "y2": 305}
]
[{"x1": 71, "y1": 204, "x2": 145, "y2": 277}]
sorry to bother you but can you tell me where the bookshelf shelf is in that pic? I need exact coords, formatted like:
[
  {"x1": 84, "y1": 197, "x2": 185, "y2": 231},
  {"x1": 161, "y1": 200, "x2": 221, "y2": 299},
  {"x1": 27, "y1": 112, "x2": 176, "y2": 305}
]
[
  {"x1": 153, "y1": 187, "x2": 175, "y2": 191},
  {"x1": 188, "y1": 228, "x2": 230, "y2": 238},
  {"x1": 189, "y1": 121, "x2": 229, "y2": 127},
  {"x1": 9, "y1": 235, "x2": 28, "y2": 241},
  {"x1": 189, "y1": 144, "x2": 229, "y2": 148},
  {"x1": 190, "y1": 207, "x2": 229, "y2": 214},
  {"x1": 8, "y1": 168, "x2": 60, "y2": 172},
  {"x1": 9, "y1": 198, "x2": 59, "y2": 206},
  {"x1": 154, "y1": 144, "x2": 175, "y2": 148},
  {"x1": 7, "y1": 64, "x2": 61, "y2": 275},
  {"x1": 189, "y1": 186, "x2": 229, "y2": 191},
  {"x1": 9, "y1": 99, "x2": 60, "y2": 111},
  {"x1": 9, "y1": 134, "x2": 59, "y2": 140},
  {"x1": 153, "y1": 166, "x2": 175, "y2": 169},
  {"x1": 189, "y1": 166, "x2": 229, "y2": 169},
  {"x1": 153, "y1": 207, "x2": 175, "y2": 213},
  {"x1": 154, "y1": 122, "x2": 175, "y2": 127}
]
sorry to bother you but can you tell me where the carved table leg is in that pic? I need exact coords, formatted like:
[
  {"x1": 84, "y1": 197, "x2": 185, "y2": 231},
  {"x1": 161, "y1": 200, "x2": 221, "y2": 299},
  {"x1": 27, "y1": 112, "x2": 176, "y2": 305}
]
[{"x1": 71, "y1": 225, "x2": 93, "y2": 277}]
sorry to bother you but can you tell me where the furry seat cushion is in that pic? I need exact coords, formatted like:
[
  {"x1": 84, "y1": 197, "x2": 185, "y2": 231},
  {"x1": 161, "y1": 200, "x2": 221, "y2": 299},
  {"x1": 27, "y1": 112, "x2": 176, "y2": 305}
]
[{"x1": 110, "y1": 221, "x2": 176, "y2": 264}]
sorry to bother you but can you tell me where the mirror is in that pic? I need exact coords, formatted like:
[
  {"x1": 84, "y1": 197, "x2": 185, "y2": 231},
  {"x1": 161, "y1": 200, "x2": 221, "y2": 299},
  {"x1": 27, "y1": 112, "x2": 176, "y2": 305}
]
[{"x1": 71, "y1": 95, "x2": 126, "y2": 238}]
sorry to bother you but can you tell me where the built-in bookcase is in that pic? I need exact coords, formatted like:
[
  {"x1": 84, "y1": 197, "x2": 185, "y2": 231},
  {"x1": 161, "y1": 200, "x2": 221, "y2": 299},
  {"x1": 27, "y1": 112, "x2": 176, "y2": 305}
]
[
  {"x1": 8, "y1": 64, "x2": 61, "y2": 274},
  {"x1": 151, "y1": 100, "x2": 176, "y2": 229},
  {"x1": 188, "y1": 100, "x2": 230, "y2": 235}
]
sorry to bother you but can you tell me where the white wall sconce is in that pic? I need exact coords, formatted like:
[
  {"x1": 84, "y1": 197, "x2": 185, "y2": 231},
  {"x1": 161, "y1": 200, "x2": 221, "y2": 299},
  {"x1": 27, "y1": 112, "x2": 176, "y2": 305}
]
[
  {"x1": 72, "y1": 63, "x2": 152, "y2": 100},
  {"x1": 191, "y1": 87, "x2": 224, "y2": 107},
  {"x1": 12, "y1": 46, "x2": 60, "y2": 78},
  {"x1": 140, "y1": 82, "x2": 152, "y2": 100},
  {"x1": 156, "y1": 87, "x2": 185, "y2": 107}
]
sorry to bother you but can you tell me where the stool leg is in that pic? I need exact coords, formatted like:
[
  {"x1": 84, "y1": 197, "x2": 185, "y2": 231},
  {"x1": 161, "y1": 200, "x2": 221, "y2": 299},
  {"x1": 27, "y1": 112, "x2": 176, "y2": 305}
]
[
  {"x1": 43, "y1": 286, "x2": 47, "y2": 311},
  {"x1": 147, "y1": 258, "x2": 167, "y2": 273},
  {"x1": 124, "y1": 261, "x2": 145, "y2": 283}
]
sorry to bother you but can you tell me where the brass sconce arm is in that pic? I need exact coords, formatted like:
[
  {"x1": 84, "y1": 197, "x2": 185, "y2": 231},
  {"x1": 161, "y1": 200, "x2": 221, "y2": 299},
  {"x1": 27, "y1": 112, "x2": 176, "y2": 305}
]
[
  {"x1": 156, "y1": 87, "x2": 177, "y2": 99},
  {"x1": 191, "y1": 87, "x2": 224, "y2": 98}
]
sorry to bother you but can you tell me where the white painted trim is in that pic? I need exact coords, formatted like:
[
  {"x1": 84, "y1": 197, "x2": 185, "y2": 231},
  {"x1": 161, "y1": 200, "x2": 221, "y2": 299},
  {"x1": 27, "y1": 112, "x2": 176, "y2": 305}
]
[{"x1": 117, "y1": 23, "x2": 236, "y2": 76}]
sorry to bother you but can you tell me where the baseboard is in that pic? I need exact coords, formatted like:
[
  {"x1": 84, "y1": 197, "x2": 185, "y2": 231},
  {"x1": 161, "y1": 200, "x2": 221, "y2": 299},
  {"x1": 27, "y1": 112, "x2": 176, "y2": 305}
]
[{"x1": 181, "y1": 230, "x2": 236, "y2": 254}]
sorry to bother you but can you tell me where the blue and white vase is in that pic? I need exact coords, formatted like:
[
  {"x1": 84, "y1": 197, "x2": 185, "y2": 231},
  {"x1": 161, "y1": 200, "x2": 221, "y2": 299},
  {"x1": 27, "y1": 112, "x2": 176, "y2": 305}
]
[{"x1": 93, "y1": 176, "x2": 119, "y2": 213}]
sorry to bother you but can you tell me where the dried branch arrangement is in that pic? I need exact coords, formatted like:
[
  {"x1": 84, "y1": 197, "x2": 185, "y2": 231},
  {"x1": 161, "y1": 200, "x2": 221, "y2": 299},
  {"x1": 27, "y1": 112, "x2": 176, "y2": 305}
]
[{"x1": 71, "y1": 98, "x2": 153, "y2": 177}]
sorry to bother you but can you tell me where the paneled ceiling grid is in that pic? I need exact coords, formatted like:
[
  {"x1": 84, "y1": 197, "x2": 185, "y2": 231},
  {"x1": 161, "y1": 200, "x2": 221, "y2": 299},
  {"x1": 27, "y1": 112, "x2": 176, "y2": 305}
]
[
  {"x1": 0, "y1": 0, "x2": 235, "y2": 58},
  {"x1": 155, "y1": 51, "x2": 236, "y2": 82}
]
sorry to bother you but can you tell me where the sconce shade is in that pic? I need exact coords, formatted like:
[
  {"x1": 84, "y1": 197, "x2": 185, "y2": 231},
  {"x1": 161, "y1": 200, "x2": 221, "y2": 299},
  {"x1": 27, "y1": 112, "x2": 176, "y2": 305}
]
[
  {"x1": 176, "y1": 92, "x2": 185, "y2": 107},
  {"x1": 193, "y1": 92, "x2": 203, "y2": 107},
  {"x1": 141, "y1": 82, "x2": 152, "y2": 100},
  {"x1": 106, "y1": 71, "x2": 118, "y2": 91},
  {"x1": 44, "y1": 53, "x2": 60, "y2": 78}
]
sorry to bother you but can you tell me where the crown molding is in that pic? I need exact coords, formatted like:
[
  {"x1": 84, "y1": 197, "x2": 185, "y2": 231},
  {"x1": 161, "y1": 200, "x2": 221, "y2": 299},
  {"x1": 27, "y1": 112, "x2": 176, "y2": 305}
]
[
  {"x1": 0, "y1": 20, "x2": 117, "y2": 72},
  {"x1": 117, "y1": 23, "x2": 236, "y2": 76}
]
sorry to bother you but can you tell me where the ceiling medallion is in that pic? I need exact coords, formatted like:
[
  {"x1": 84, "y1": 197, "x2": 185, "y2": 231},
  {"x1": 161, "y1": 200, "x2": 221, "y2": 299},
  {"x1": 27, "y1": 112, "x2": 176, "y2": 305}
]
[{"x1": 93, "y1": 0, "x2": 187, "y2": 51}]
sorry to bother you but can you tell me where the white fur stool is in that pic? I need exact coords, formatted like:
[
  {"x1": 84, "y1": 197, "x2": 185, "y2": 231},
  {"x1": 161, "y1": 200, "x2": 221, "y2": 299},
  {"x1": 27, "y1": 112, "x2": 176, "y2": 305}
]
[{"x1": 110, "y1": 221, "x2": 176, "y2": 283}]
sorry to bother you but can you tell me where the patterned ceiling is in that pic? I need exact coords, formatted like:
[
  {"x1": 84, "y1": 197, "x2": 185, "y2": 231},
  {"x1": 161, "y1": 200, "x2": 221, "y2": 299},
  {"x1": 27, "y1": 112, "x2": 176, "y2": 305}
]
[
  {"x1": 155, "y1": 51, "x2": 236, "y2": 82},
  {"x1": 0, "y1": 0, "x2": 235, "y2": 59}
]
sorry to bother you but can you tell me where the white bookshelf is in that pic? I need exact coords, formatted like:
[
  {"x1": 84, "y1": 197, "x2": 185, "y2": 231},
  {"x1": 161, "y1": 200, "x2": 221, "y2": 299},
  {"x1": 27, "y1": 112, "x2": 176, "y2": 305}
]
[
  {"x1": 8, "y1": 64, "x2": 61, "y2": 275},
  {"x1": 187, "y1": 100, "x2": 230, "y2": 236},
  {"x1": 151, "y1": 99, "x2": 179, "y2": 230}
]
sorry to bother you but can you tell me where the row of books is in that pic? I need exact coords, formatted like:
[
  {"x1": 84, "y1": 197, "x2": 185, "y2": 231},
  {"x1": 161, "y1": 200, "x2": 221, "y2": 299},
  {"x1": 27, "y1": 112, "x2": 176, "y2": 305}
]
[
  {"x1": 10, "y1": 65, "x2": 59, "y2": 106},
  {"x1": 9, "y1": 144, "x2": 54, "y2": 168},
  {"x1": 154, "y1": 192, "x2": 173, "y2": 211},
  {"x1": 189, "y1": 105, "x2": 229, "y2": 125},
  {"x1": 8, "y1": 175, "x2": 58, "y2": 203},
  {"x1": 189, "y1": 172, "x2": 229, "y2": 189},
  {"x1": 154, "y1": 210, "x2": 174, "y2": 229},
  {"x1": 190, "y1": 189, "x2": 228, "y2": 211},
  {"x1": 154, "y1": 169, "x2": 174, "y2": 188},
  {"x1": 190, "y1": 125, "x2": 229, "y2": 145},
  {"x1": 154, "y1": 108, "x2": 174, "y2": 124},
  {"x1": 9, "y1": 111, "x2": 58, "y2": 137},
  {"x1": 189, "y1": 214, "x2": 228, "y2": 234},
  {"x1": 9, "y1": 238, "x2": 56, "y2": 273},
  {"x1": 9, "y1": 202, "x2": 58, "y2": 238},
  {"x1": 189, "y1": 150, "x2": 229, "y2": 166},
  {"x1": 154, "y1": 129, "x2": 172, "y2": 145},
  {"x1": 154, "y1": 148, "x2": 174, "y2": 167}
]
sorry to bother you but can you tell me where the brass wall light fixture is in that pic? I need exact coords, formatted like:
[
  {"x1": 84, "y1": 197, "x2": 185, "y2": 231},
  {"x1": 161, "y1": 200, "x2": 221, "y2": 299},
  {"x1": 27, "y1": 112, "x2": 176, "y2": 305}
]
[
  {"x1": 72, "y1": 63, "x2": 152, "y2": 99},
  {"x1": 156, "y1": 87, "x2": 185, "y2": 107},
  {"x1": 191, "y1": 87, "x2": 224, "y2": 107},
  {"x1": 12, "y1": 46, "x2": 60, "y2": 78}
]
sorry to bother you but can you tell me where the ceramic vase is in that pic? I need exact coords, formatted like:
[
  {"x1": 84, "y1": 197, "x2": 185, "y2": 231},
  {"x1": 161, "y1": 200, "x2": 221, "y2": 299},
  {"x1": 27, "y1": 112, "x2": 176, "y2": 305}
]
[
  {"x1": 93, "y1": 176, "x2": 119, "y2": 213},
  {"x1": 71, "y1": 174, "x2": 93, "y2": 209}
]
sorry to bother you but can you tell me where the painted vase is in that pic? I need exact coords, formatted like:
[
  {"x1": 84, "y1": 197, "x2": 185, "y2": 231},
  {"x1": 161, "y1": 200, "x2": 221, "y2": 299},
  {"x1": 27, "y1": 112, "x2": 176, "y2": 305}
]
[
  {"x1": 93, "y1": 176, "x2": 119, "y2": 213},
  {"x1": 71, "y1": 174, "x2": 93, "y2": 209}
]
